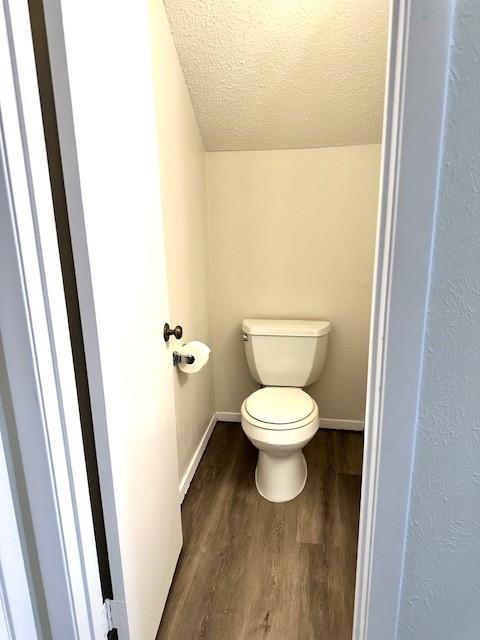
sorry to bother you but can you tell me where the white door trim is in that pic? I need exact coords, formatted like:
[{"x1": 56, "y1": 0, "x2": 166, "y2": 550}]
[
  {"x1": 0, "y1": 394, "x2": 38, "y2": 639},
  {"x1": 0, "y1": 0, "x2": 104, "y2": 637},
  {"x1": 353, "y1": 1, "x2": 454, "y2": 639}
]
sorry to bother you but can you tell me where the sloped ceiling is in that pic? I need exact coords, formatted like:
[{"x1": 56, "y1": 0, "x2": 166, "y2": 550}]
[{"x1": 162, "y1": 0, "x2": 389, "y2": 151}]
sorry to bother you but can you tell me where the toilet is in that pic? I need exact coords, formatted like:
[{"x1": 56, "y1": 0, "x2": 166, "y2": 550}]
[{"x1": 241, "y1": 318, "x2": 330, "y2": 502}]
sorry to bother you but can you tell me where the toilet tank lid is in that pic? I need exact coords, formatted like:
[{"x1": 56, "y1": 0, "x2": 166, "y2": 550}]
[{"x1": 242, "y1": 318, "x2": 330, "y2": 337}]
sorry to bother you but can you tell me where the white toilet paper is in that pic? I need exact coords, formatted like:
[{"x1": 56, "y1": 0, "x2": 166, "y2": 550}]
[{"x1": 176, "y1": 340, "x2": 211, "y2": 374}]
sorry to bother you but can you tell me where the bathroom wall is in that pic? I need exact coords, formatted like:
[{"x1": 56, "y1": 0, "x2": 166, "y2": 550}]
[
  {"x1": 207, "y1": 145, "x2": 381, "y2": 420},
  {"x1": 398, "y1": 2, "x2": 480, "y2": 637},
  {"x1": 149, "y1": 1, "x2": 215, "y2": 480}
]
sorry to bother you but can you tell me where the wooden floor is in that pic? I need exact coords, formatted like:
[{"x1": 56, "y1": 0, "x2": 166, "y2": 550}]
[{"x1": 157, "y1": 422, "x2": 363, "y2": 640}]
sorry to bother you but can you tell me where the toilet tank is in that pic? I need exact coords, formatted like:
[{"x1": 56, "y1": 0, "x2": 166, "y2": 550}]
[{"x1": 242, "y1": 319, "x2": 330, "y2": 387}]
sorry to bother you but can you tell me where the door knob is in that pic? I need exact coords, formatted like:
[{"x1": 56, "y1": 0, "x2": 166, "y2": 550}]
[{"x1": 164, "y1": 323, "x2": 183, "y2": 342}]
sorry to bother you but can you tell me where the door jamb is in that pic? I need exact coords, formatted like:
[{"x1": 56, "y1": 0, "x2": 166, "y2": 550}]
[
  {"x1": 0, "y1": 0, "x2": 104, "y2": 637},
  {"x1": 0, "y1": 370, "x2": 38, "y2": 640},
  {"x1": 353, "y1": 1, "x2": 454, "y2": 638}
]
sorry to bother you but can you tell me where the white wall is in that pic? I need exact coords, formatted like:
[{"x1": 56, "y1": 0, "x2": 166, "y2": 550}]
[
  {"x1": 398, "y1": 2, "x2": 480, "y2": 637},
  {"x1": 207, "y1": 145, "x2": 381, "y2": 420},
  {"x1": 149, "y1": 0, "x2": 215, "y2": 480}
]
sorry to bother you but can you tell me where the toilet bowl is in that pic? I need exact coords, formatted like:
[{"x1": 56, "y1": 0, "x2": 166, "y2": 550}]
[{"x1": 241, "y1": 387, "x2": 319, "y2": 502}]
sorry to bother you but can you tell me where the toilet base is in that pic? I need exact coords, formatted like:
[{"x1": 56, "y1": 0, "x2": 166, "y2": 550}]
[{"x1": 255, "y1": 449, "x2": 308, "y2": 503}]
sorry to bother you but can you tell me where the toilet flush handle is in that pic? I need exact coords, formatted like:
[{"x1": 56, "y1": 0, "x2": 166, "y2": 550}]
[{"x1": 242, "y1": 333, "x2": 248, "y2": 341}]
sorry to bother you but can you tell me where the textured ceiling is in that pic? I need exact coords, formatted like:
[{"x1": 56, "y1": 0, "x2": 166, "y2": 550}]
[{"x1": 162, "y1": 0, "x2": 389, "y2": 151}]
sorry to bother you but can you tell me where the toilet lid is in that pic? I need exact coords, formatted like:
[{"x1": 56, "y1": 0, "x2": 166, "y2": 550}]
[{"x1": 245, "y1": 387, "x2": 315, "y2": 425}]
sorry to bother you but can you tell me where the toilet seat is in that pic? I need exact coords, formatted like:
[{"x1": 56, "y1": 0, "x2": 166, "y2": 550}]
[
  {"x1": 245, "y1": 387, "x2": 315, "y2": 427},
  {"x1": 242, "y1": 387, "x2": 318, "y2": 432},
  {"x1": 241, "y1": 393, "x2": 319, "y2": 470}
]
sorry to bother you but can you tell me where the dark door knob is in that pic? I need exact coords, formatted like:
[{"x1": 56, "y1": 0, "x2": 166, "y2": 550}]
[{"x1": 164, "y1": 323, "x2": 183, "y2": 342}]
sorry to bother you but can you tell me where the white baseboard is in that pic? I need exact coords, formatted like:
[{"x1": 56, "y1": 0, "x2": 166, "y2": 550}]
[
  {"x1": 178, "y1": 412, "x2": 217, "y2": 503},
  {"x1": 215, "y1": 410, "x2": 364, "y2": 431},
  {"x1": 215, "y1": 411, "x2": 241, "y2": 422},
  {"x1": 179, "y1": 411, "x2": 364, "y2": 501},
  {"x1": 318, "y1": 417, "x2": 364, "y2": 431}
]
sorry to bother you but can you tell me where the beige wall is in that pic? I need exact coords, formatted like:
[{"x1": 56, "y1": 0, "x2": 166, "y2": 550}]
[
  {"x1": 207, "y1": 145, "x2": 380, "y2": 420},
  {"x1": 149, "y1": 1, "x2": 215, "y2": 479},
  {"x1": 148, "y1": 3, "x2": 380, "y2": 463}
]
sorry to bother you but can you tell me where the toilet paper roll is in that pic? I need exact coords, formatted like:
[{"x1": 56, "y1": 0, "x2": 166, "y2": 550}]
[{"x1": 177, "y1": 340, "x2": 211, "y2": 374}]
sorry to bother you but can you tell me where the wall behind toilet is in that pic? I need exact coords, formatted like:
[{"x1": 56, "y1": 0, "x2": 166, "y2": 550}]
[
  {"x1": 207, "y1": 145, "x2": 381, "y2": 421},
  {"x1": 148, "y1": 2, "x2": 382, "y2": 464},
  {"x1": 149, "y1": 1, "x2": 215, "y2": 480}
]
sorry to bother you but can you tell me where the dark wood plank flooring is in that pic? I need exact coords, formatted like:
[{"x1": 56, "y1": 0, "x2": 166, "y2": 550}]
[{"x1": 157, "y1": 422, "x2": 363, "y2": 640}]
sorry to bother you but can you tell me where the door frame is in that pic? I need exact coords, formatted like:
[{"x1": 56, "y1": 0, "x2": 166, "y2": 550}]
[
  {"x1": 0, "y1": 0, "x2": 455, "y2": 638},
  {"x1": 353, "y1": 1, "x2": 454, "y2": 638},
  {"x1": 0, "y1": 377, "x2": 38, "y2": 640},
  {"x1": 0, "y1": 0, "x2": 105, "y2": 637}
]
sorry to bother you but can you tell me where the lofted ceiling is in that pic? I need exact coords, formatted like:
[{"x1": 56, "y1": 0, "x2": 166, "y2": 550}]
[{"x1": 162, "y1": 0, "x2": 389, "y2": 151}]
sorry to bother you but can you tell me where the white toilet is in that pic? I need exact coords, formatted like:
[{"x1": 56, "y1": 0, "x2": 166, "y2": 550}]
[{"x1": 241, "y1": 318, "x2": 330, "y2": 503}]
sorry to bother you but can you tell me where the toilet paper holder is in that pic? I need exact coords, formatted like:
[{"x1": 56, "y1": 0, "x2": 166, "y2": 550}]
[{"x1": 173, "y1": 351, "x2": 195, "y2": 367}]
